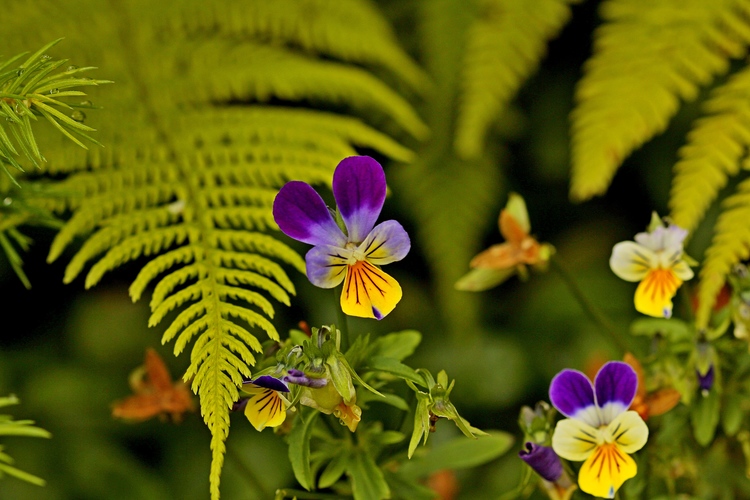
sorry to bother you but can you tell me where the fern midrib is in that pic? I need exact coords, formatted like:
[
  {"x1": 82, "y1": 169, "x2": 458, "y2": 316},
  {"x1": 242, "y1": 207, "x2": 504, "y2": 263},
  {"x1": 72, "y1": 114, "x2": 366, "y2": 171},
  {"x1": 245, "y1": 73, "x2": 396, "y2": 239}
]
[{"x1": 107, "y1": 1, "x2": 250, "y2": 496}]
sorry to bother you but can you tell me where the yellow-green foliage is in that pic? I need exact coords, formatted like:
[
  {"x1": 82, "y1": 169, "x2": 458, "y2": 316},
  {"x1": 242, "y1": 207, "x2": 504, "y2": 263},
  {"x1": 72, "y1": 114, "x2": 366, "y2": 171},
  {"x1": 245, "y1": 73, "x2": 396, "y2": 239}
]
[
  {"x1": 1, "y1": 1, "x2": 425, "y2": 498},
  {"x1": 670, "y1": 65, "x2": 750, "y2": 234},
  {"x1": 570, "y1": 0, "x2": 750, "y2": 201},
  {"x1": 0, "y1": 395, "x2": 51, "y2": 487},
  {"x1": 454, "y1": 0, "x2": 577, "y2": 159},
  {"x1": 695, "y1": 178, "x2": 750, "y2": 328}
]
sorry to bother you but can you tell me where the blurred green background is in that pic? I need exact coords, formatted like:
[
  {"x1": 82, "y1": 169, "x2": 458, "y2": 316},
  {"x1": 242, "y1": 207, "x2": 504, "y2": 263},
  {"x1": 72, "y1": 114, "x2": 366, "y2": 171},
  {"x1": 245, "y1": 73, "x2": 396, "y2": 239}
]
[{"x1": 0, "y1": 0, "x2": 721, "y2": 498}]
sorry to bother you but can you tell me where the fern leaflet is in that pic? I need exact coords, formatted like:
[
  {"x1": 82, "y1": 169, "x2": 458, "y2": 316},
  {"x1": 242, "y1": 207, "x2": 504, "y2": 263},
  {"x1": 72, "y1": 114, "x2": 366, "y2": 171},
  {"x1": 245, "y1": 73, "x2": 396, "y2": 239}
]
[
  {"x1": 570, "y1": 0, "x2": 750, "y2": 201},
  {"x1": 454, "y1": 0, "x2": 577, "y2": 159},
  {"x1": 695, "y1": 176, "x2": 750, "y2": 328},
  {"x1": 669, "y1": 63, "x2": 750, "y2": 233}
]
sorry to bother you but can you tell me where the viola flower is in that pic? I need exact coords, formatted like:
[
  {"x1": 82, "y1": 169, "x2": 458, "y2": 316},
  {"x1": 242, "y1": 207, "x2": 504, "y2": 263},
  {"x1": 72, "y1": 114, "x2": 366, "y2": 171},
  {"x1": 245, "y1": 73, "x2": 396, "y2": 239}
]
[
  {"x1": 273, "y1": 156, "x2": 410, "y2": 320},
  {"x1": 456, "y1": 193, "x2": 553, "y2": 291},
  {"x1": 610, "y1": 214, "x2": 694, "y2": 318},
  {"x1": 550, "y1": 361, "x2": 649, "y2": 498},
  {"x1": 239, "y1": 376, "x2": 290, "y2": 431}
]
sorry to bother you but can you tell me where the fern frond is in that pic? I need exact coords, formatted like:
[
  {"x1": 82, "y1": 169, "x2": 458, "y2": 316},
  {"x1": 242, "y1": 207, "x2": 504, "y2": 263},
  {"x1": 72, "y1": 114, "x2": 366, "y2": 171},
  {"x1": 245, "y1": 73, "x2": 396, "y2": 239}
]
[
  {"x1": 570, "y1": 0, "x2": 750, "y2": 201},
  {"x1": 695, "y1": 176, "x2": 750, "y2": 328},
  {"x1": 165, "y1": 41, "x2": 428, "y2": 140},
  {"x1": 5, "y1": 0, "x2": 423, "y2": 496},
  {"x1": 163, "y1": 0, "x2": 430, "y2": 93},
  {"x1": 454, "y1": 0, "x2": 576, "y2": 159},
  {"x1": 669, "y1": 64, "x2": 750, "y2": 233}
]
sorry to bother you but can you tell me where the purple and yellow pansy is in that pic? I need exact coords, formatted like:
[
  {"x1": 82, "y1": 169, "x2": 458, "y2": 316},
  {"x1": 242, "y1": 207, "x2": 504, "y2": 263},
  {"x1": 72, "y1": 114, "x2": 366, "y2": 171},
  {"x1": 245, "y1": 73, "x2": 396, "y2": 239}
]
[
  {"x1": 239, "y1": 375, "x2": 290, "y2": 431},
  {"x1": 550, "y1": 361, "x2": 649, "y2": 498},
  {"x1": 273, "y1": 156, "x2": 410, "y2": 320},
  {"x1": 610, "y1": 215, "x2": 694, "y2": 318}
]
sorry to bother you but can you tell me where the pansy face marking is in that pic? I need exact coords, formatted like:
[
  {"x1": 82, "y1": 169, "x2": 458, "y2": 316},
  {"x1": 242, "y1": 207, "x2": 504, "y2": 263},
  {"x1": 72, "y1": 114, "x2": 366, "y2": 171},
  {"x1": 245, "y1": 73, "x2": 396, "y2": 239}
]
[
  {"x1": 241, "y1": 375, "x2": 290, "y2": 431},
  {"x1": 273, "y1": 156, "x2": 410, "y2": 319},
  {"x1": 550, "y1": 361, "x2": 649, "y2": 498},
  {"x1": 610, "y1": 215, "x2": 694, "y2": 318}
]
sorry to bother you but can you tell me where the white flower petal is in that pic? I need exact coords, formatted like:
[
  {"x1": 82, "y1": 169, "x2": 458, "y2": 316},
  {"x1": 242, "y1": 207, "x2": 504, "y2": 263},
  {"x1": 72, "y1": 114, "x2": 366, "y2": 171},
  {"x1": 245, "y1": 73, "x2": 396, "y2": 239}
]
[{"x1": 610, "y1": 242, "x2": 656, "y2": 282}]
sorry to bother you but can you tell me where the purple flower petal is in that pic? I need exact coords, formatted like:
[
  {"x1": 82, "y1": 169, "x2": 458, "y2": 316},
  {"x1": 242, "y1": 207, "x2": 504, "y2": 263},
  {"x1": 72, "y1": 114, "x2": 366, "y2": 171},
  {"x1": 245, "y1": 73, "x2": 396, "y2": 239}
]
[
  {"x1": 358, "y1": 220, "x2": 410, "y2": 265},
  {"x1": 305, "y1": 244, "x2": 351, "y2": 288},
  {"x1": 249, "y1": 375, "x2": 290, "y2": 393},
  {"x1": 697, "y1": 365, "x2": 714, "y2": 393},
  {"x1": 332, "y1": 156, "x2": 386, "y2": 243},
  {"x1": 549, "y1": 369, "x2": 599, "y2": 427},
  {"x1": 519, "y1": 442, "x2": 563, "y2": 482},
  {"x1": 274, "y1": 181, "x2": 346, "y2": 247},
  {"x1": 594, "y1": 361, "x2": 637, "y2": 424}
]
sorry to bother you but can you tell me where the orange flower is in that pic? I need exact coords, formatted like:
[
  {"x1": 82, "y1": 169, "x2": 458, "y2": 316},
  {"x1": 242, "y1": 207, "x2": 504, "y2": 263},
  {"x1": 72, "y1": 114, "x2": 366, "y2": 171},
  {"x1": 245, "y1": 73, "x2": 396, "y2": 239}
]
[
  {"x1": 624, "y1": 353, "x2": 681, "y2": 421},
  {"x1": 112, "y1": 348, "x2": 195, "y2": 422},
  {"x1": 456, "y1": 194, "x2": 553, "y2": 291}
]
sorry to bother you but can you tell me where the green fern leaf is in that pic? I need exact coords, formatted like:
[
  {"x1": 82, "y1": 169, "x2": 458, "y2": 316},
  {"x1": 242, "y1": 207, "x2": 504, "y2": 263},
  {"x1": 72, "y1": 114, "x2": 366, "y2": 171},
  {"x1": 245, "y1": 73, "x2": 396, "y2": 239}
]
[
  {"x1": 454, "y1": 0, "x2": 577, "y2": 159},
  {"x1": 4, "y1": 0, "x2": 423, "y2": 497},
  {"x1": 570, "y1": 0, "x2": 750, "y2": 201},
  {"x1": 695, "y1": 176, "x2": 750, "y2": 328},
  {"x1": 669, "y1": 63, "x2": 750, "y2": 233}
]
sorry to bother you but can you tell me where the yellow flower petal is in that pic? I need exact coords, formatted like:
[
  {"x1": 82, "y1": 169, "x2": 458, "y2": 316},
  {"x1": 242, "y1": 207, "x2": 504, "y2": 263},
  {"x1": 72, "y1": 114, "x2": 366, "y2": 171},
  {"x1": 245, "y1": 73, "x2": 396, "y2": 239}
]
[
  {"x1": 578, "y1": 443, "x2": 637, "y2": 499},
  {"x1": 604, "y1": 411, "x2": 649, "y2": 454},
  {"x1": 634, "y1": 268, "x2": 682, "y2": 318},
  {"x1": 341, "y1": 260, "x2": 402, "y2": 319},
  {"x1": 610, "y1": 242, "x2": 657, "y2": 282},
  {"x1": 244, "y1": 389, "x2": 287, "y2": 431},
  {"x1": 552, "y1": 418, "x2": 600, "y2": 462}
]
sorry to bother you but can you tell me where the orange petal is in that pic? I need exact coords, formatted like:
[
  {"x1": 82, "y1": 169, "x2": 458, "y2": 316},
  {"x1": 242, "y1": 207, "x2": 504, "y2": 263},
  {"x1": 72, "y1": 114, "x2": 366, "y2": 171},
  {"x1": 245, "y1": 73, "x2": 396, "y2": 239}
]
[
  {"x1": 500, "y1": 210, "x2": 528, "y2": 247},
  {"x1": 470, "y1": 243, "x2": 519, "y2": 269},
  {"x1": 645, "y1": 388, "x2": 681, "y2": 417},
  {"x1": 623, "y1": 353, "x2": 647, "y2": 400},
  {"x1": 144, "y1": 348, "x2": 174, "y2": 393}
]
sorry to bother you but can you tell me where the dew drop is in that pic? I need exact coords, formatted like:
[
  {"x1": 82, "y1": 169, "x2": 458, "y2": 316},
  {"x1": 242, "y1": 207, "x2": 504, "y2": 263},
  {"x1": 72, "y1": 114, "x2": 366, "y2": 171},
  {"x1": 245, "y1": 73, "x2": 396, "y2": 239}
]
[
  {"x1": 79, "y1": 100, "x2": 92, "y2": 107},
  {"x1": 66, "y1": 65, "x2": 78, "y2": 72},
  {"x1": 13, "y1": 102, "x2": 23, "y2": 114},
  {"x1": 49, "y1": 88, "x2": 59, "y2": 94},
  {"x1": 16, "y1": 68, "x2": 24, "y2": 76},
  {"x1": 40, "y1": 54, "x2": 52, "y2": 61},
  {"x1": 71, "y1": 110, "x2": 86, "y2": 122},
  {"x1": 3, "y1": 197, "x2": 12, "y2": 206}
]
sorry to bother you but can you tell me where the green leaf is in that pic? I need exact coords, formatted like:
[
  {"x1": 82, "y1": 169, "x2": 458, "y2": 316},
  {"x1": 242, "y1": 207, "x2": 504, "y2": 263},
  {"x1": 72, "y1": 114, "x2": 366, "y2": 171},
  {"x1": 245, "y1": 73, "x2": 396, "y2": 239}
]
[
  {"x1": 691, "y1": 389, "x2": 720, "y2": 446},
  {"x1": 454, "y1": 266, "x2": 515, "y2": 292},
  {"x1": 365, "y1": 356, "x2": 425, "y2": 386},
  {"x1": 383, "y1": 470, "x2": 437, "y2": 500},
  {"x1": 408, "y1": 392, "x2": 431, "y2": 459},
  {"x1": 722, "y1": 392, "x2": 743, "y2": 436},
  {"x1": 288, "y1": 408, "x2": 319, "y2": 491},
  {"x1": 368, "y1": 330, "x2": 422, "y2": 361},
  {"x1": 348, "y1": 449, "x2": 391, "y2": 500},
  {"x1": 630, "y1": 318, "x2": 692, "y2": 342},
  {"x1": 401, "y1": 431, "x2": 514, "y2": 479},
  {"x1": 358, "y1": 391, "x2": 409, "y2": 412},
  {"x1": 318, "y1": 450, "x2": 349, "y2": 489}
]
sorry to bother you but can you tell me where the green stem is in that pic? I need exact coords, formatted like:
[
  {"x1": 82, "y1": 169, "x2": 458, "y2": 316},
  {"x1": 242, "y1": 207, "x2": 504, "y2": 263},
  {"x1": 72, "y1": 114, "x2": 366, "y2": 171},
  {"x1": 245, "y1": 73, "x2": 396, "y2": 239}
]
[
  {"x1": 275, "y1": 489, "x2": 346, "y2": 499},
  {"x1": 226, "y1": 445, "x2": 271, "y2": 499},
  {"x1": 550, "y1": 257, "x2": 627, "y2": 353},
  {"x1": 334, "y1": 285, "x2": 350, "y2": 353}
]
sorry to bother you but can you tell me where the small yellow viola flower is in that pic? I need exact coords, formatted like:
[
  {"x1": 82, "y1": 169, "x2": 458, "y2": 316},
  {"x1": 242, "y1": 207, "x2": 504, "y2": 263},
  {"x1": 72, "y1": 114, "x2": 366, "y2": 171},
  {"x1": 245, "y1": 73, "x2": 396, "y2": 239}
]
[
  {"x1": 239, "y1": 376, "x2": 290, "y2": 431},
  {"x1": 610, "y1": 214, "x2": 694, "y2": 318}
]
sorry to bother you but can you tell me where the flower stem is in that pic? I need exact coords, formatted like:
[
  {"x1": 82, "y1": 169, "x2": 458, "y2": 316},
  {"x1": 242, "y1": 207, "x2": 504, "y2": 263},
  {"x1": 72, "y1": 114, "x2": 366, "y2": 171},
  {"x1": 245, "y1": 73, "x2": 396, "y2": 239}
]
[
  {"x1": 550, "y1": 257, "x2": 627, "y2": 353},
  {"x1": 275, "y1": 489, "x2": 343, "y2": 499},
  {"x1": 334, "y1": 285, "x2": 350, "y2": 353}
]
